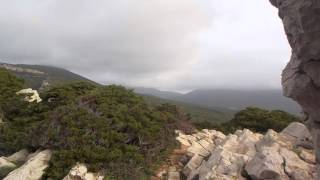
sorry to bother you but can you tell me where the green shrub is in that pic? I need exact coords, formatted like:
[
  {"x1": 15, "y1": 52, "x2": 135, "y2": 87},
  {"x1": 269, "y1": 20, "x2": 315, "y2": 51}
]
[
  {"x1": 0, "y1": 68, "x2": 26, "y2": 121},
  {"x1": 194, "y1": 107, "x2": 300, "y2": 134},
  {"x1": 0, "y1": 72, "x2": 181, "y2": 179}
]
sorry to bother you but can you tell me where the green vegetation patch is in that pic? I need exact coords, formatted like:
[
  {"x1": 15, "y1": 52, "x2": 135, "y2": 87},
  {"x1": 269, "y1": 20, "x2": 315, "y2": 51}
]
[
  {"x1": 194, "y1": 107, "x2": 299, "y2": 134},
  {"x1": 143, "y1": 95, "x2": 234, "y2": 124},
  {"x1": 0, "y1": 69, "x2": 187, "y2": 179}
]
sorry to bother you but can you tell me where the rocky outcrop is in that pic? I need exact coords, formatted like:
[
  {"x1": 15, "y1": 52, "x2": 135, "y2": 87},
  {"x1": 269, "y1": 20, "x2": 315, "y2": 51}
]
[
  {"x1": 3, "y1": 149, "x2": 51, "y2": 180},
  {"x1": 171, "y1": 122, "x2": 316, "y2": 180},
  {"x1": 63, "y1": 164, "x2": 104, "y2": 180},
  {"x1": 16, "y1": 88, "x2": 42, "y2": 103},
  {"x1": 269, "y1": 0, "x2": 320, "y2": 176},
  {"x1": 0, "y1": 149, "x2": 29, "y2": 178}
]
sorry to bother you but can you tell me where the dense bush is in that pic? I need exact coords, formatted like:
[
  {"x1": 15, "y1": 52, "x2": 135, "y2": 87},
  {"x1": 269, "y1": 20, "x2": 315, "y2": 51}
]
[
  {"x1": 194, "y1": 107, "x2": 300, "y2": 134},
  {"x1": 0, "y1": 70, "x2": 185, "y2": 179},
  {"x1": 0, "y1": 68, "x2": 27, "y2": 121},
  {"x1": 0, "y1": 68, "x2": 38, "y2": 153}
]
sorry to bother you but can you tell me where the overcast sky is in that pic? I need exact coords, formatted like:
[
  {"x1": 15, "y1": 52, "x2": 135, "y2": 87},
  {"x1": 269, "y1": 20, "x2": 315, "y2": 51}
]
[{"x1": 0, "y1": 0, "x2": 290, "y2": 92}]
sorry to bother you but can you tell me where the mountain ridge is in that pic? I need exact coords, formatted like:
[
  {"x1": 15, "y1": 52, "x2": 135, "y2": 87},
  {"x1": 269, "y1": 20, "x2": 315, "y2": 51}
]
[
  {"x1": 0, "y1": 62, "x2": 95, "y2": 89},
  {"x1": 134, "y1": 87, "x2": 301, "y2": 115}
]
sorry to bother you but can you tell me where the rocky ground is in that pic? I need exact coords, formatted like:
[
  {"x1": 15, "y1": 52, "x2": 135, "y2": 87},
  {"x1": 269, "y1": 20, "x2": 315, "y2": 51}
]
[
  {"x1": 154, "y1": 122, "x2": 316, "y2": 180},
  {"x1": 0, "y1": 122, "x2": 315, "y2": 180}
]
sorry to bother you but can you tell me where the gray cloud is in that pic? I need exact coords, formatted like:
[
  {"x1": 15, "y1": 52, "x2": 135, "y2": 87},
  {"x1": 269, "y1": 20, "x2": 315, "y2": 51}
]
[{"x1": 0, "y1": 0, "x2": 290, "y2": 91}]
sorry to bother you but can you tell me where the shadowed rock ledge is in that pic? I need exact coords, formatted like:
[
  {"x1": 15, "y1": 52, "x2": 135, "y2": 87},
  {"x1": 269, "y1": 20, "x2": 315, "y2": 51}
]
[{"x1": 269, "y1": 0, "x2": 320, "y2": 177}]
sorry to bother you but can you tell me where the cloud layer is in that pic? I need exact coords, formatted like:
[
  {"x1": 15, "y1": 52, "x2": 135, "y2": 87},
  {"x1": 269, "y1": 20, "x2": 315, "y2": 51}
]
[{"x1": 0, "y1": 0, "x2": 290, "y2": 91}]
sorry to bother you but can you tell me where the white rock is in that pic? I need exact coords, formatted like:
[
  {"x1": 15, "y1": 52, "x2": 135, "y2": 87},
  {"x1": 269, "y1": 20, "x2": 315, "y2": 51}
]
[
  {"x1": 3, "y1": 149, "x2": 51, "y2": 180},
  {"x1": 280, "y1": 148, "x2": 315, "y2": 180},
  {"x1": 176, "y1": 123, "x2": 316, "y2": 180},
  {"x1": 63, "y1": 163, "x2": 104, "y2": 180},
  {"x1": 281, "y1": 122, "x2": 310, "y2": 139},
  {"x1": 245, "y1": 145, "x2": 288, "y2": 180},
  {"x1": 280, "y1": 122, "x2": 312, "y2": 148},
  {"x1": 16, "y1": 88, "x2": 42, "y2": 103},
  {"x1": 198, "y1": 129, "x2": 261, "y2": 180},
  {"x1": 183, "y1": 155, "x2": 204, "y2": 178}
]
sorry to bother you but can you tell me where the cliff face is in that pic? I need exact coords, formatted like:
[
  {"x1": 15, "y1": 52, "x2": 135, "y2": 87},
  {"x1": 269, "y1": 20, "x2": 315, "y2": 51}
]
[{"x1": 270, "y1": 0, "x2": 320, "y2": 174}]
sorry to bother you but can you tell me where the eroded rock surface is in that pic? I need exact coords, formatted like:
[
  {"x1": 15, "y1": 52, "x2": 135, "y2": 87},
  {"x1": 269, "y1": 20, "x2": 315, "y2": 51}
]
[
  {"x1": 269, "y1": 0, "x2": 320, "y2": 176},
  {"x1": 172, "y1": 122, "x2": 316, "y2": 180}
]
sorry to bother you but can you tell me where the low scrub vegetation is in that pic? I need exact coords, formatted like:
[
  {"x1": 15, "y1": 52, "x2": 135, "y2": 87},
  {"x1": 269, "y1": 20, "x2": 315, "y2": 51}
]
[
  {"x1": 0, "y1": 68, "x2": 192, "y2": 179},
  {"x1": 194, "y1": 107, "x2": 299, "y2": 134}
]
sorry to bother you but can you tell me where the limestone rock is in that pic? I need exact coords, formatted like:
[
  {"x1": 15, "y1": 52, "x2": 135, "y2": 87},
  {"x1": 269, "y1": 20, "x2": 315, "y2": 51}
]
[
  {"x1": 63, "y1": 163, "x2": 104, "y2": 180},
  {"x1": 245, "y1": 144, "x2": 288, "y2": 180},
  {"x1": 280, "y1": 148, "x2": 315, "y2": 180},
  {"x1": 270, "y1": 0, "x2": 320, "y2": 176},
  {"x1": 174, "y1": 123, "x2": 316, "y2": 180},
  {"x1": 198, "y1": 129, "x2": 262, "y2": 180},
  {"x1": 3, "y1": 150, "x2": 52, "y2": 180},
  {"x1": 175, "y1": 129, "x2": 226, "y2": 179},
  {"x1": 280, "y1": 122, "x2": 313, "y2": 148},
  {"x1": 16, "y1": 88, "x2": 42, "y2": 103},
  {"x1": 183, "y1": 155, "x2": 203, "y2": 178}
]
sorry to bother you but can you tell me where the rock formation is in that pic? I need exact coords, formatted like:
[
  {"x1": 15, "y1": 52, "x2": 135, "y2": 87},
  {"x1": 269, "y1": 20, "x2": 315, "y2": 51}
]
[
  {"x1": 159, "y1": 122, "x2": 316, "y2": 180},
  {"x1": 3, "y1": 150, "x2": 51, "y2": 180},
  {"x1": 63, "y1": 164, "x2": 104, "y2": 180},
  {"x1": 16, "y1": 88, "x2": 42, "y2": 103},
  {"x1": 269, "y1": 0, "x2": 320, "y2": 176}
]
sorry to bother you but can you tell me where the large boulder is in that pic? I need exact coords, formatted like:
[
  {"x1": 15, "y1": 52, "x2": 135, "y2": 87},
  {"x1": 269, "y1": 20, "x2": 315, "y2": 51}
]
[
  {"x1": 3, "y1": 150, "x2": 51, "y2": 180},
  {"x1": 245, "y1": 144, "x2": 288, "y2": 180},
  {"x1": 280, "y1": 122, "x2": 313, "y2": 149},
  {"x1": 269, "y1": 0, "x2": 320, "y2": 176}
]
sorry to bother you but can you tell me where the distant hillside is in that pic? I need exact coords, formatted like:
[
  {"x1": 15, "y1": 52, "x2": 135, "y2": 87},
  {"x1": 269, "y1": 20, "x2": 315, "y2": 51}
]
[
  {"x1": 178, "y1": 89, "x2": 301, "y2": 115},
  {"x1": 134, "y1": 87, "x2": 183, "y2": 100},
  {"x1": 133, "y1": 87, "x2": 301, "y2": 115},
  {"x1": 141, "y1": 94, "x2": 234, "y2": 123},
  {"x1": 0, "y1": 63, "x2": 95, "y2": 89}
]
